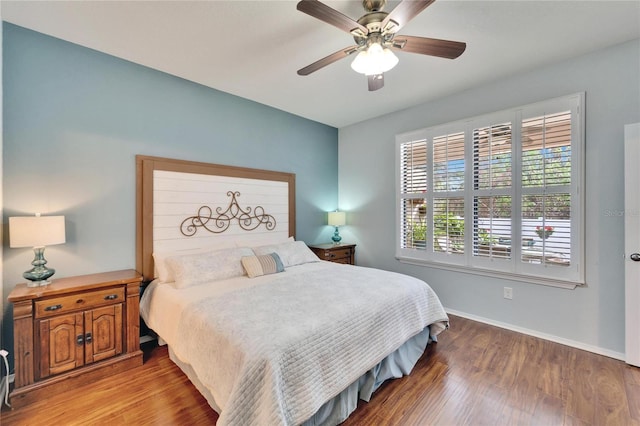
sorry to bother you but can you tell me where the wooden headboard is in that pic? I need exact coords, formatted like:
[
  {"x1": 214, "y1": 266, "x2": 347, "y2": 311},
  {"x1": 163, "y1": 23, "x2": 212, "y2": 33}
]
[{"x1": 136, "y1": 155, "x2": 296, "y2": 280}]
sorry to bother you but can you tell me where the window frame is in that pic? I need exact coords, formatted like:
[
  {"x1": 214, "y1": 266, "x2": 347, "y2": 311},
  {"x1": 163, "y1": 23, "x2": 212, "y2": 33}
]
[{"x1": 395, "y1": 93, "x2": 585, "y2": 288}]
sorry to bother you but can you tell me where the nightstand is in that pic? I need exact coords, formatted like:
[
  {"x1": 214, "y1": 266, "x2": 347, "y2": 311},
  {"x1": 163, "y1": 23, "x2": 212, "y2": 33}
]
[
  {"x1": 8, "y1": 269, "x2": 144, "y2": 408},
  {"x1": 308, "y1": 243, "x2": 356, "y2": 265}
]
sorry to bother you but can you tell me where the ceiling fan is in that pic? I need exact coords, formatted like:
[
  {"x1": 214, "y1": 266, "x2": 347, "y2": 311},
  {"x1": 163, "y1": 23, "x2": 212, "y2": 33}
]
[{"x1": 296, "y1": 0, "x2": 466, "y2": 91}]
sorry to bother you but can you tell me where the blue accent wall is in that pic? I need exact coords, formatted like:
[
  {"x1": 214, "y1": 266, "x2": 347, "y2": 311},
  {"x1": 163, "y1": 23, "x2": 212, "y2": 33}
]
[{"x1": 2, "y1": 23, "x2": 338, "y2": 351}]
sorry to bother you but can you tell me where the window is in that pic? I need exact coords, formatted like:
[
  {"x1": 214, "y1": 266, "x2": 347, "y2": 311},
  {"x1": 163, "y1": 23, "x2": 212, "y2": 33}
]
[{"x1": 396, "y1": 94, "x2": 584, "y2": 286}]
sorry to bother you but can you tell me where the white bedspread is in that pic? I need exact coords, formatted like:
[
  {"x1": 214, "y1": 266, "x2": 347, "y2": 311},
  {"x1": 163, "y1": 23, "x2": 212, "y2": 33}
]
[{"x1": 164, "y1": 263, "x2": 448, "y2": 426}]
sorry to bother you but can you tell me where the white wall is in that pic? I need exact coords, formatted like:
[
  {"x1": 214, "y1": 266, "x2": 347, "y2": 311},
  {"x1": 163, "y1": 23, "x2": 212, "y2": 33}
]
[{"x1": 338, "y1": 39, "x2": 640, "y2": 357}]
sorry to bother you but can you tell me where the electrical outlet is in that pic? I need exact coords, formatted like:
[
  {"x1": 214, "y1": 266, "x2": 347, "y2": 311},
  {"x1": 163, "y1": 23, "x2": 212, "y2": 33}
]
[{"x1": 503, "y1": 287, "x2": 513, "y2": 300}]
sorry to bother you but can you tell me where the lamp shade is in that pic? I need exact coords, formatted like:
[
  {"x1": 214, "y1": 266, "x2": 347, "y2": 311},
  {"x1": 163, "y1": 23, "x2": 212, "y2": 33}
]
[
  {"x1": 9, "y1": 216, "x2": 66, "y2": 248},
  {"x1": 328, "y1": 211, "x2": 346, "y2": 227}
]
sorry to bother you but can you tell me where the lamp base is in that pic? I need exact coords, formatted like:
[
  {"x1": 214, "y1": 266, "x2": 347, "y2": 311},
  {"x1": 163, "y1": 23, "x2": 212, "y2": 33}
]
[
  {"x1": 331, "y1": 226, "x2": 342, "y2": 244},
  {"x1": 24, "y1": 247, "x2": 56, "y2": 287},
  {"x1": 26, "y1": 279, "x2": 52, "y2": 288}
]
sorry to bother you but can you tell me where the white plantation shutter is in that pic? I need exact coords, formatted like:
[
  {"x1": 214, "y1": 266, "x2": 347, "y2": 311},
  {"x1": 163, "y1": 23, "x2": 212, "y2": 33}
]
[
  {"x1": 472, "y1": 121, "x2": 513, "y2": 264},
  {"x1": 400, "y1": 139, "x2": 427, "y2": 194},
  {"x1": 473, "y1": 122, "x2": 512, "y2": 190},
  {"x1": 433, "y1": 197, "x2": 465, "y2": 254},
  {"x1": 474, "y1": 196, "x2": 512, "y2": 260},
  {"x1": 396, "y1": 94, "x2": 584, "y2": 286},
  {"x1": 433, "y1": 132, "x2": 465, "y2": 192},
  {"x1": 432, "y1": 131, "x2": 465, "y2": 256},
  {"x1": 522, "y1": 111, "x2": 572, "y2": 188},
  {"x1": 399, "y1": 139, "x2": 427, "y2": 250},
  {"x1": 520, "y1": 110, "x2": 573, "y2": 269}
]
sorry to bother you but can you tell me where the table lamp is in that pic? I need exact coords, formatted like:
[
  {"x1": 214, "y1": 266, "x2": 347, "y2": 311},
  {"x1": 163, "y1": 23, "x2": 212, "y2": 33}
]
[
  {"x1": 328, "y1": 211, "x2": 346, "y2": 244},
  {"x1": 9, "y1": 214, "x2": 66, "y2": 287}
]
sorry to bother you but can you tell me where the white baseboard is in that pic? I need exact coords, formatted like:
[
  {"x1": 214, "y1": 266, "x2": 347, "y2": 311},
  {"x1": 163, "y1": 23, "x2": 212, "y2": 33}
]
[{"x1": 445, "y1": 308, "x2": 626, "y2": 361}]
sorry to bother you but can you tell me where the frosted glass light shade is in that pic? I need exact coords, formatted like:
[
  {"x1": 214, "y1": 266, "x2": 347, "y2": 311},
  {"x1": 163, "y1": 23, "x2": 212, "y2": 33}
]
[
  {"x1": 9, "y1": 215, "x2": 66, "y2": 248},
  {"x1": 350, "y1": 43, "x2": 398, "y2": 75},
  {"x1": 328, "y1": 211, "x2": 346, "y2": 227}
]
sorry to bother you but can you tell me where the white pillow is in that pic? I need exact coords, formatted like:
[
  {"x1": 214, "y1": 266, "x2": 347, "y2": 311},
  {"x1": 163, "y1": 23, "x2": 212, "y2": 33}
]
[
  {"x1": 252, "y1": 240, "x2": 319, "y2": 267},
  {"x1": 237, "y1": 235, "x2": 294, "y2": 248},
  {"x1": 153, "y1": 241, "x2": 236, "y2": 282},
  {"x1": 165, "y1": 247, "x2": 253, "y2": 289}
]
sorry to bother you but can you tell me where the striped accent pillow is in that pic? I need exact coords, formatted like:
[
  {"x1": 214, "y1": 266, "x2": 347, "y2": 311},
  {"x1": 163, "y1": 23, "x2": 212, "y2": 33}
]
[{"x1": 241, "y1": 253, "x2": 285, "y2": 278}]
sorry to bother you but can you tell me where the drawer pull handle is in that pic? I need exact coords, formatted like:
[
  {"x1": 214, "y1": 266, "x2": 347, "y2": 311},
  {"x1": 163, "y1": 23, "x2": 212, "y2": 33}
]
[
  {"x1": 76, "y1": 334, "x2": 84, "y2": 346},
  {"x1": 104, "y1": 294, "x2": 119, "y2": 301},
  {"x1": 44, "y1": 304, "x2": 62, "y2": 312},
  {"x1": 329, "y1": 253, "x2": 335, "y2": 258},
  {"x1": 85, "y1": 333, "x2": 93, "y2": 344}
]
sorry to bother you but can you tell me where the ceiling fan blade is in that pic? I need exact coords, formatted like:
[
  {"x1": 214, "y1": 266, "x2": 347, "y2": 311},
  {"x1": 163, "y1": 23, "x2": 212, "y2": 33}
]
[
  {"x1": 391, "y1": 35, "x2": 466, "y2": 59},
  {"x1": 297, "y1": 46, "x2": 359, "y2": 76},
  {"x1": 368, "y1": 74, "x2": 384, "y2": 91},
  {"x1": 381, "y1": 0, "x2": 435, "y2": 33},
  {"x1": 297, "y1": 0, "x2": 369, "y2": 37}
]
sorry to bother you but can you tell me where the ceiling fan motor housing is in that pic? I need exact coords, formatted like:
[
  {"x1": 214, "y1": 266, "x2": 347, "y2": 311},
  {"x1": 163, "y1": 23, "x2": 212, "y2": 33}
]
[
  {"x1": 362, "y1": 0, "x2": 386, "y2": 12},
  {"x1": 353, "y1": 11, "x2": 398, "y2": 46}
]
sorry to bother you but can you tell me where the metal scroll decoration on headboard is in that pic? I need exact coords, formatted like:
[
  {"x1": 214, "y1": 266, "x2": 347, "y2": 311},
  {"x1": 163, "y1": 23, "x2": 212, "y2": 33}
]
[{"x1": 180, "y1": 191, "x2": 276, "y2": 236}]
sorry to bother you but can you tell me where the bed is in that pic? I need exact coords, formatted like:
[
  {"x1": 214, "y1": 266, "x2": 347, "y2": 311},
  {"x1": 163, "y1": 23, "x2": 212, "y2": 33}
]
[{"x1": 136, "y1": 155, "x2": 448, "y2": 426}]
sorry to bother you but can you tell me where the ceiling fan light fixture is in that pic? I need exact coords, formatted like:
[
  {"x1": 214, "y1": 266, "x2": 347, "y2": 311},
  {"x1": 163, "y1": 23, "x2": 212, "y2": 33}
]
[
  {"x1": 296, "y1": 0, "x2": 466, "y2": 91},
  {"x1": 381, "y1": 46, "x2": 399, "y2": 70},
  {"x1": 350, "y1": 42, "x2": 398, "y2": 75}
]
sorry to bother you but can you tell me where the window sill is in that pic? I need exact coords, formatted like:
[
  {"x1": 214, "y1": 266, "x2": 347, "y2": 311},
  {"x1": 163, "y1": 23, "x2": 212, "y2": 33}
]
[{"x1": 396, "y1": 255, "x2": 582, "y2": 290}]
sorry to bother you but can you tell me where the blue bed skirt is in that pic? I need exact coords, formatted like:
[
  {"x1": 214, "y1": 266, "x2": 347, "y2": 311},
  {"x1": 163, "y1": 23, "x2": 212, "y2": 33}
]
[{"x1": 303, "y1": 326, "x2": 433, "y2": 425}]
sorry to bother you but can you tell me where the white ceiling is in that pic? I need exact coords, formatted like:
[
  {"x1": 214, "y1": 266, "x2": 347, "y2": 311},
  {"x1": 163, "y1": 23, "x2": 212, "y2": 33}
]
[{"x1": 2, "y1": 1, "x2": 639, "y2": 128}]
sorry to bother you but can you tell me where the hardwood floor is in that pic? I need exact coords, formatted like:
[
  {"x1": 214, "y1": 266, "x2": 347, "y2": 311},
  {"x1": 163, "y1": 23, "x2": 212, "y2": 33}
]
[{"x1": 2, "y1": 315, "x2": 639, "y2": 425}]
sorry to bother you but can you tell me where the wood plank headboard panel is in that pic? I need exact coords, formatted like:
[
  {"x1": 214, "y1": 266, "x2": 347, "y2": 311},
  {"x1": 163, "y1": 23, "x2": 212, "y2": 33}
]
[{"x1": 136, "y1": 155, "x2": 296, "y2": 280}]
